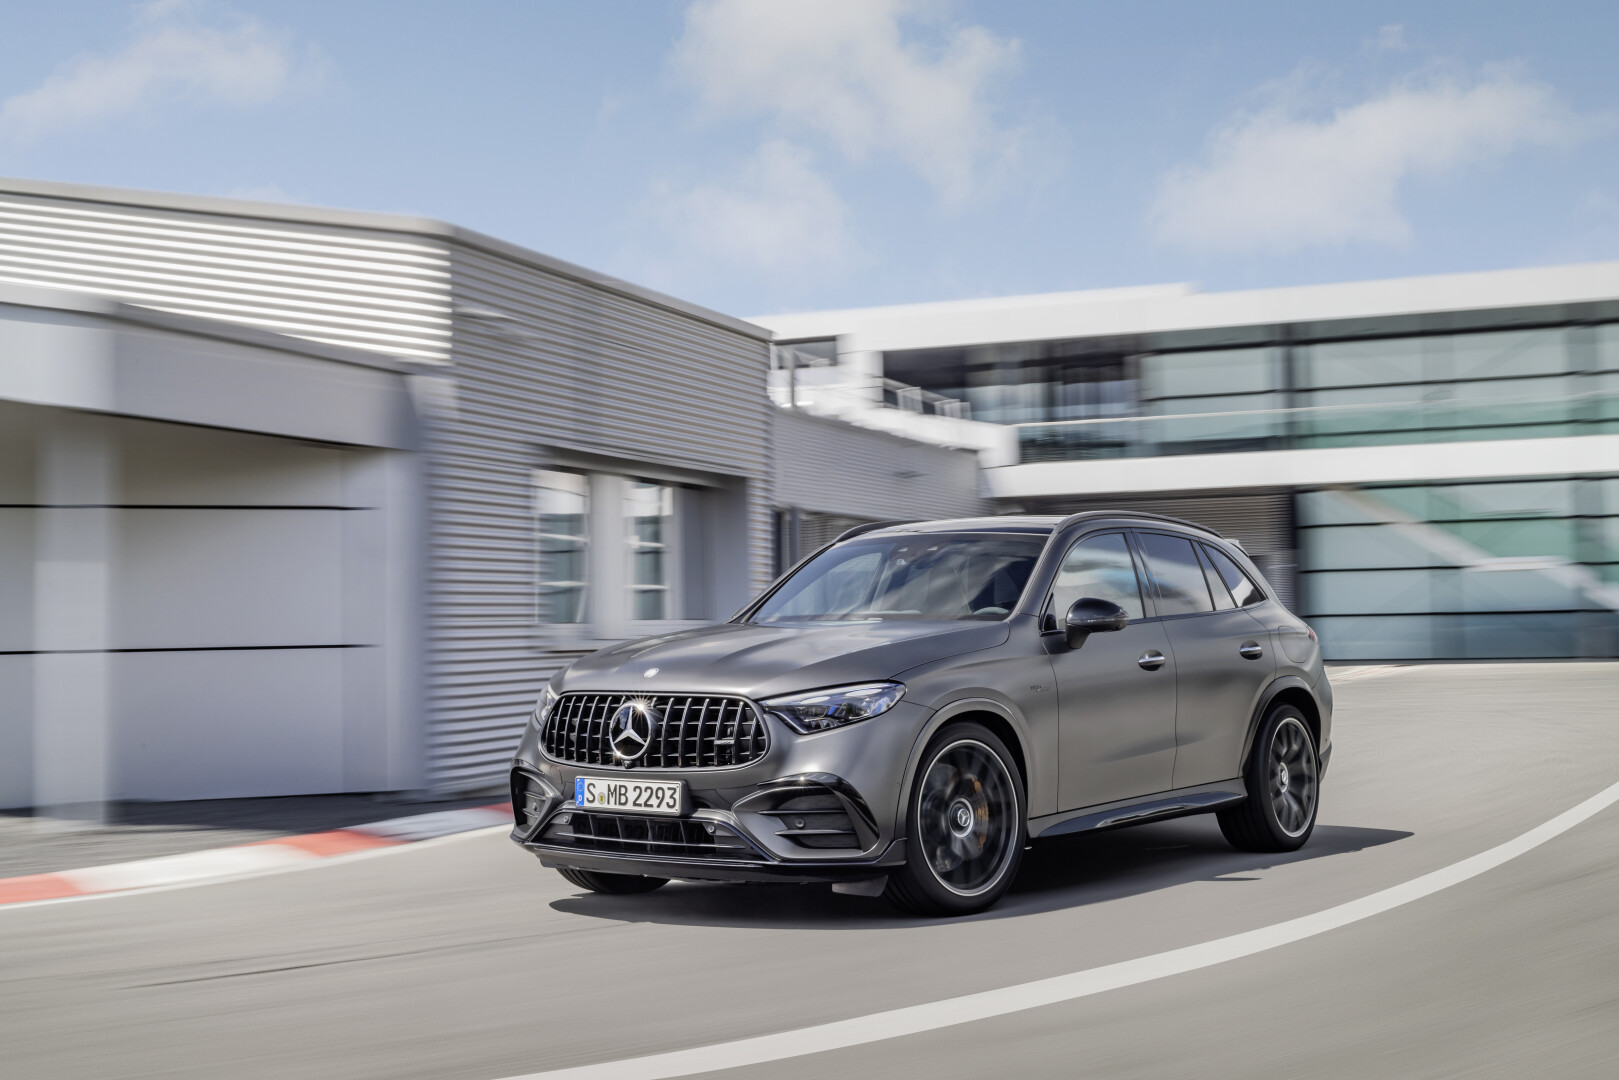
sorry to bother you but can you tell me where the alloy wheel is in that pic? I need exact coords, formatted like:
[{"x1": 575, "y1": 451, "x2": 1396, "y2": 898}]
[
  {"x1": 1269, "y1": 716, "x2": 1319, "y2": 838},
  {"x1": 916, "y1": 738, "x2": 1019, "y2": 897}
]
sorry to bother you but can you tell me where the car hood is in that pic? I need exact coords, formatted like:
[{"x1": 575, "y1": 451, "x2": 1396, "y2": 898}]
[{"x1": 560, "y1": 620, "x2": 1010, "y2": 700}]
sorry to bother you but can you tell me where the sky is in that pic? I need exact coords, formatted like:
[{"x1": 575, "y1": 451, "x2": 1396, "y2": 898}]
[{"x1": 1, "y1": 1, "x2": 1616, "y2": 318}]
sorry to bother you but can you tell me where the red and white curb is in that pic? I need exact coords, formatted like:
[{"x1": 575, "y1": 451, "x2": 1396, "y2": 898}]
[{"x1": 0, "y1": 803, "x2": 512, "y2": 907}]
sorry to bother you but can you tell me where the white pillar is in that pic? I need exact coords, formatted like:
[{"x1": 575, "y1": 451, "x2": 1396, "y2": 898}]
[
  {"x1": 33, "y1": 413, "x2": 116, "y2": 827},
  {"x1": 588, "y1": 472, "x2": 625, "y2": 641}
]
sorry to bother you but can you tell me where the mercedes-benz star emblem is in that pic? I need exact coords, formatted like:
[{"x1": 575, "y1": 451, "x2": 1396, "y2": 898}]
[
  {"x1": 609, "y1": 701, "x2": 660, "y2": 762},
  {"x1": 643, "y1": 667, "x2": 659, "y2": 678}
]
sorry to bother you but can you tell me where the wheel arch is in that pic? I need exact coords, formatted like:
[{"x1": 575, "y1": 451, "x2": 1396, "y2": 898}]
[
  {"x1": 1241, "y1": 676, "x2": 1323, "y2": 766},
  {"x1": 896, "y1": 698, "x2": 1033, "y2": 838}
]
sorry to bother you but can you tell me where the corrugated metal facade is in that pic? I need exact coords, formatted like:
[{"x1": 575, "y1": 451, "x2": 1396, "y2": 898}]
[
  {"x1": 430, "y1": 241, "x2": 772, "y2": 787},
  {"x1": 0, "y1": 189, "x2": 451, "y2": 361},
  {"x1": 0, "y1": 180, "x2": 775, "y2": 793}
]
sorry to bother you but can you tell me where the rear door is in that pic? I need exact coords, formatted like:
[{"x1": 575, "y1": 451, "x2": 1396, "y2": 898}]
[
  {"x1": 1133, "y1": 530, "x2": 1276, "y2": 789},
  {"x1": 1047, "y1": 531, "x2": 1178, "y2": 810}
]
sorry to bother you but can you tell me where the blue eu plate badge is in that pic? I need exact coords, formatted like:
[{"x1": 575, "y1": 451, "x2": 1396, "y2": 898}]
[{"x1": 574, "y1": 777, "x2": 585, "y2": 804}]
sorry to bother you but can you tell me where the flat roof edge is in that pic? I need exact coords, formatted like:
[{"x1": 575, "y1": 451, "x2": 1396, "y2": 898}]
[
  {"x1": 755, "y1": 261, "x2": 1619, "y2": 350},
  {"x1": 0, "y1": 175, "x2": 772, "y2": 342},
  {"x1": 442, "y1": 224, "x2": 773, "y2": 341}
]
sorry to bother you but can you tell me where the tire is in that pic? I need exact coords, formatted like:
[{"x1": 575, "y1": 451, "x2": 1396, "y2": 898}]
[
  {"x1": 884, "y1": 722, "x2": 1026, "y2": 917},
  {"x1": 556, "y1": 866, "x2": 670, "y2": 894},
  {"x1": 1218, "y1": 703, "x2": 1320, "y2": 852}
]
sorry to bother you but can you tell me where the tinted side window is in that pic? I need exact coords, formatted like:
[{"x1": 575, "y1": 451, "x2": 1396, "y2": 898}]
[
  {"x1": 1137, "y1": 532, "x2": 1214, "y2": 616},
  {"x1": 1197, "y1": 544, "x2": 1237, "y2": 610},
  {"x1": 1051, "y1": 533, "x2": 1144, "y2": 623},
  {"x1": 1204, "y1": 544, "x2": 1265, "y2": 606}
]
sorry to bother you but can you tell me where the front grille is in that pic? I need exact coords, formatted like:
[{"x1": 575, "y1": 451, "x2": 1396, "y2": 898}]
[
  {"x1": 542, "y1": 693, "x2": 769, "y2": 769},
  {"x1": 540, "y1": 812, "x2": 758, "y2": 860}
]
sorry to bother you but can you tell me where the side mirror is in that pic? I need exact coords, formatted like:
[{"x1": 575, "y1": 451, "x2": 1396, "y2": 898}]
[{"x1": 1064, "y1": 597, "x2": 1129, "y2": 649}]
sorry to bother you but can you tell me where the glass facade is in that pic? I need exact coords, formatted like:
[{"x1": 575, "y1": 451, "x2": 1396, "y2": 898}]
[
  {"x1": 1297, "y1": 327, "x2": 1581, "y2": 448},
  {"x1": 883, "y1": 340, "x2": 1135, "y2": 428},
  {"x1": 883, "y1": 314, "x2": 1618, "y2": 659},
  {"x1": 879, "y1": 323, "x2": 1618, "y2": 464},
  {"x1": 1300, "y1": 478, "x2": 1618, "y2": 659}
]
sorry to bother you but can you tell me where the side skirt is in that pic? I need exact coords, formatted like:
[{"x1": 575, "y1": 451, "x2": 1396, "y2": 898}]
[{"x1": 1028, "y1": 781, "x2": 1247, "y2": 841}]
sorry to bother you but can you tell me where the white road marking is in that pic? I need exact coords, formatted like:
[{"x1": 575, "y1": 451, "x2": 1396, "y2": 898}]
[{"x1": 500, "y1": 777, "x2": 1619, "y2": 1080}]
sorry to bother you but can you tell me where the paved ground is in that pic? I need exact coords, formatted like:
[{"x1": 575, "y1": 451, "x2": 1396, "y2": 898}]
[
  {"x1": 0, "y1": 663, "x2": 1615, "y2": 1079},
  {"x1": 0, "y1": 792, "x2": 503, "y2": 878}
]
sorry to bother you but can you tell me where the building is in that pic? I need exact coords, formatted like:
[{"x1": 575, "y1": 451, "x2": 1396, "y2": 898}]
[
  {"x1": 0, "y1": 177, "x2": 981, "y2": 808},
  {"x1": 753, "y1": 266, "x2": 1619, "y2": 662}
]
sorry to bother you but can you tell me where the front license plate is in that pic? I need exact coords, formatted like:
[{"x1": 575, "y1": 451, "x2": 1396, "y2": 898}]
[{"x1": 574, "y1": 776, "x2": 685, "y2": 816}]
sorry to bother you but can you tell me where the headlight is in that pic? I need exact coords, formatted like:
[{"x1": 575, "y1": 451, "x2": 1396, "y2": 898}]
[
  {"x1": 529, "y1": 683, "x2": 560, "y2": 730},
  {"x1": 763, "y1": 682, "x2": 905, "y2": 734}
]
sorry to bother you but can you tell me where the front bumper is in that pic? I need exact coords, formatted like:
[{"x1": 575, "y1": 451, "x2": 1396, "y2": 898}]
[
  {"x1": 508, "y1": 700, "x2": 932, "y2": 882},
  {"x1": 518, "y1": 837, "x2": 909, "y2": 884}
]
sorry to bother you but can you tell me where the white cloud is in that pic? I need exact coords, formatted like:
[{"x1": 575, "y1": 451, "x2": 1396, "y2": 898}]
[
  {"x1": 1374, "y1": 25, "x2": 1409, "y2": 52},
  {"x1": 1150, "y1": 70, "x2": 1589, "y2": 253},
  {"x1": 0, "y1": 3, "x2": 310, "y2": 141},
  {"x1": 671, "y1": 0, "x2": 1022, "y2": 204},
  {"x1": 648, "y1": 140, "x2": 856, "y2": 274}
]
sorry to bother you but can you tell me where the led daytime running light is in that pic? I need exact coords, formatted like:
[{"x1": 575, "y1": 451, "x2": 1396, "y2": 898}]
[{"x1": 764, "y1": 682, "x2": 905, "y2": 734}]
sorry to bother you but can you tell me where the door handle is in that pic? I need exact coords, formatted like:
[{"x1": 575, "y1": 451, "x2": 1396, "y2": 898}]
[
  {"x1": 1239, "y1": 641, "x2": 1264, "y2": 660},
  {"x1": 1138, "y1": 650, "x2": 1166, "y2": 670}
]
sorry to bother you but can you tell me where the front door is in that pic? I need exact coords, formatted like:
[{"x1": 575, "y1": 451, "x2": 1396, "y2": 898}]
[
  {"x1": 1133, "y1": 531, "x2": 1278, "y2": 789},
  {"x1": 1047, "y1": 532, "x2": 1178, "y2": 811}
]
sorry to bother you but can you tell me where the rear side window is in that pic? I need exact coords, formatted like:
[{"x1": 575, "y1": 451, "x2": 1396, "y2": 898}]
[
  {"x1": 1136, "y1": 532, "x2": 1214, "y2": 616},
  {"x1": 1203, "y1": 544, "x2": 1265, "y2": 607},
  {"x1": 1196, "y1": 545, "x2": 1237, "y2": 610}
]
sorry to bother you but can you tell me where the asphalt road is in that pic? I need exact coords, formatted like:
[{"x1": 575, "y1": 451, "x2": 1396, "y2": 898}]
[{"x1": 2, "y1": 663, "x2": 1616, "y2": 1080}]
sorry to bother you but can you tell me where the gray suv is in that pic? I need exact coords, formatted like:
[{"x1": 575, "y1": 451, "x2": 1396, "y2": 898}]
[{"x1": 509, "y1": 512, "x2": 1332, "y2": 916}]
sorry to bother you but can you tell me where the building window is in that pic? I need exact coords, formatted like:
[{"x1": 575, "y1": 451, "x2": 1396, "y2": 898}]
[
  {"x1": 535, "y1": 470, "x2": 588, "y2": 623},
  {"x1": 626, "y1": 481, "x2": 674, "y2": 621},
  {"x1": 1299, "y1": 478, "x2": 1614, "y2": 660}
]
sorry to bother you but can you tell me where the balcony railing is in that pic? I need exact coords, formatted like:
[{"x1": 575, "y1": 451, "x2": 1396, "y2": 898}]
[{"x1": 768, "y1": 371, "x2": 971, "y2": 419}]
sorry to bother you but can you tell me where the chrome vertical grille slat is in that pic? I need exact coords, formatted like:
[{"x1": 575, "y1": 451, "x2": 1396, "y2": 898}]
[{"x1": 541, "y1": 693, "x2": 769, "y2": 769}]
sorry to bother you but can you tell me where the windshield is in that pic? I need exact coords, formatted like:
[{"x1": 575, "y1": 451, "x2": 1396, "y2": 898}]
[{"x1": 751, "y1": 533, "x2": 1046, "y2": 623}]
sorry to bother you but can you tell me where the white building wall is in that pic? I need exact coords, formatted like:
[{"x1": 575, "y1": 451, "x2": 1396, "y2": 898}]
[
  {"x1": 0, "y1": 291, "x2": 423, "y2": 808},
  {"x1": 773, "y1": 409, "x2": 987, "y2": 522}
]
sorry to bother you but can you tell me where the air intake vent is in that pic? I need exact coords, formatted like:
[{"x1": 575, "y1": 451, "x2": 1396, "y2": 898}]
[
  {"x1": 542, "y1": 694, "x2": 769, "y2": 769},
  {"x1": 511, "y1": 770, "x2": 554, "y2": 834},
  {"x1": 541, "y1": 813, "x2": 758, "y2": 860}
]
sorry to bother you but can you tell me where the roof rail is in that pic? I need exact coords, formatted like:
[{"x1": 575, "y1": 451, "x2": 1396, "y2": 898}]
[
  {"x1": 1054, "y1": 509, "x2": 1225, "y2": 539},
  {"x1": 832, "y1": 519, "x2": 916, "y2": 543}
]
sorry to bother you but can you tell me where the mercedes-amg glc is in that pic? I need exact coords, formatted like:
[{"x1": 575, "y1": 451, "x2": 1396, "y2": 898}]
[{"x1": 510, "y1": 512, "x2": 1332, "y2": 916}]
